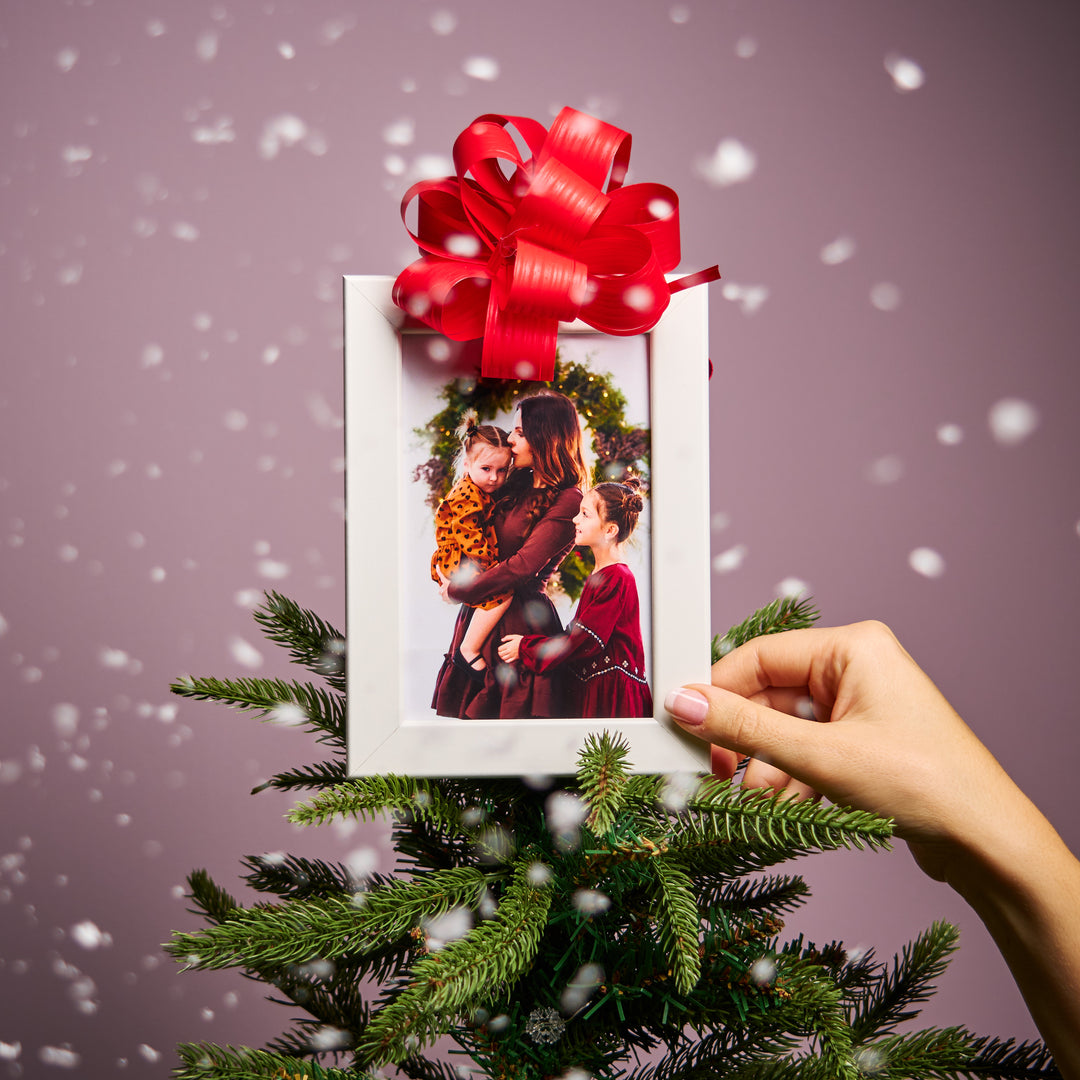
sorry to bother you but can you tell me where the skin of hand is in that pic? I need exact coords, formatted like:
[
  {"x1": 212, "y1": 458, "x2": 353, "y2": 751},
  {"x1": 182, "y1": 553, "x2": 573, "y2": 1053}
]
[
  {"x1": 663, "y1": 620, "x2": 1080, "y2": 1078},
  {"x1": 498, "y1": 634, "x2": 522, "y2": 663}
]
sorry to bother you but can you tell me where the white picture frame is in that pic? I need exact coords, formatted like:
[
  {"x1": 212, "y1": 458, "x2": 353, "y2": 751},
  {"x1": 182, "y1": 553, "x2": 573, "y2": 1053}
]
[{"x1": 344, "y1": 274, "x2": 711, "y2": 777}]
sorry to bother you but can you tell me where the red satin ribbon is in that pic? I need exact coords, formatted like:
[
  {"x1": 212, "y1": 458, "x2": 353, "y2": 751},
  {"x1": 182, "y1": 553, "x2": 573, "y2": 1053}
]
[{"x1": 393, "y1": 107, "x2": 720, "y2": 381}]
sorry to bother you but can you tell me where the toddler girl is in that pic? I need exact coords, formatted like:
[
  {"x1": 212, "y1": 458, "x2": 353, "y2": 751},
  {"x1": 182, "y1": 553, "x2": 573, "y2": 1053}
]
[
  {"x1": 431, "y1": 413, "x2": 513, "y2": 678},
  {"x1": 497, "y1": 477, "x2": 652, "y2": 717}
]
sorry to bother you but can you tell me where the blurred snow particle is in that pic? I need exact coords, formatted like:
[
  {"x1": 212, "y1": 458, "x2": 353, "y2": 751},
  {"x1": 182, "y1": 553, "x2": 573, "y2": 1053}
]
[
  {"x1": 669, "y1": 5, "x2": 690, "y2": 24},
  {"x1": 527, "y1": 861, "x2": 552, "y2": 887},
  {"x1": 711, "y1": 511, "x2": 731, "y2": 531},
  {"x1": 319, "y1": 15, "x2": 356, "y2": 44},
  {"x1": 885, "y1": 54, "x2": 925, "y2": 92},
  {"x1": 193, "y1": 311, "x2": 213, "y2": 331},
  {"x1": 278, "y1": 42, "x2": 296, "y2": 59},
  {"x1": 988, "y1": 398, "x2": 1040, "y2": 446},
  {"x1": 820, "y1": 236, "x2": 856, "y2": 265},
  {"x1": 58, "y1": 544, "x2": 78, "y2": 562},
  {"x1": 52, "y1": 703, "x2": 79, "y2": 737},
  {"x1": 695, "y1": 138, "x2": 756, "y2": 187},
  {"x1": 721, "y1": 281, "x2": 769, "y2": 315},
  {"x1": 262, "y1": 345, "x2": 280, "y2": 364},
  {"x1": 228, "y1": 637, "x2": 263, "y2": 669},
  {"x1": 171, "y1": 221, "x2": 200, "y2": 242},
  {"x1": 56, "y1": 47, "x2": 79, "y2": 72},
  {"x1": 256, "y1": 559, "x2": 288, "y2": 580},
  {"x1": 660, "y1": 772, "x2": 700, "y2": 812},
  {"x1": 345, "y1": 846, "x2": 378, "y2": 882},
  {"x1": 430, "y1": 10, "x2": 458, "y2": 34},
  {"x1": 545, "y1": 791, "x2": 587, "y2": 834},
  {"x1": 424, "y1": 906, "x2": 473, "y2": 949},
  {"x1": 141, "y1": 343, "x2": 164, "y2": 368},
  {"x1": 150, "y1": 566, "x2": 167, "y2": 584},
  {"x1": 268, "y1": 703, "x2": 307, "y2": 727},
  {"x1": 307, "y1": 391, "x2": 342, "y2": 430},
  {"x1": 0, "y1": 611, "x2": 8, "y2": 636},
  {"x1": 223, "y1": 991, "x2": 239, "y2": 1008},
  {"x1": 196, "y1": 31, "x2": 219, "y2": 62},
  {"x1": 62, "y1": 145, "x2": 92, "y2": 164},
  {"x1": 0, "y1": 1042, "x2": 20, "y2": 1061},
  {"x1": 909, "y1": 547, "x2": 945, "y2": 579},
  {"x1": 572, "y1": 889, "x2": 611, "y2": 916},
  {"x1": 463, "y1": 56, "x2": 500, "y2": 81},
  {"x1": 936, "y1": 422, "x2": 964, "y2": 446},
  {"x1": 71, "y1": 921, "x2": 111, "y2": 949},
  {"x1": 749, "y1": 956, "x2": 776, "y2": 986},
  {"x1": 870, "y1": 282, "x2": 902, "y2": 311},
  {"x1": 776, "y1": 576, "x2": 810, "y2": 599},
  {"x1": 735, "y1": 35, "x2": 759, "y2": 59},
  {"x1": 561, "y1": 962, "x2": 603, "y2": 1014},
  {"x1": 138, "y1": 1045, "x2": 162, "y2": 1063},
  {"x1": 309, "y1": 1027, "x2": 351, "y2": 1051},
  {"x1": 223, "y1": 409, "x2": 248, "y2": 431},
  {"x1": 259, "y1": 113, "x2": 308, "y2": 160},
  {"x1": 383, "y1": 118, "x2": 415, "y2": 146},
  {"x1": 192, "y1": 116, "x2": 235, "y2": 145},
  {"x1": 234, "y1": 588, "x2": 261, "y2": 607},
  {"x1": 853, "y1": 1047, "x2": 888, "y2": 1077},
  {"x1": 146, "y1": 18, "x2": 167, "y2": 36},
  {"x1": 39, "y1": 1046, "x2": 80, "y2": 1068},
  {"x1": 713, "y1": 544, "x2": 747, "y2": 574},
  {"x1": 866, "y1": 454, "x2": 903, "y2": 484},
  {"x1": 384, "y1": 153, "x2": 406, "y2": 176}
]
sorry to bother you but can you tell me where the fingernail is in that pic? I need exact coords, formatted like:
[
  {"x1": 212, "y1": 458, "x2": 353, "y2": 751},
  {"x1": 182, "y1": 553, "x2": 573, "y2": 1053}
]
[{"x1": 663, "y1": 688, "x2": 709, "y2": 729}]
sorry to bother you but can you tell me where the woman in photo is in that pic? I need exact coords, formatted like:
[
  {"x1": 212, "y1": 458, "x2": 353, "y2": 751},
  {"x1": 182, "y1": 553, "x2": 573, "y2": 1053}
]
[
  {"x1": 497, "y1": 477, "x2": 652, "y2": 719},
  {"x1": 433, "y1": 390, "x2": 588, "y2": 719}
]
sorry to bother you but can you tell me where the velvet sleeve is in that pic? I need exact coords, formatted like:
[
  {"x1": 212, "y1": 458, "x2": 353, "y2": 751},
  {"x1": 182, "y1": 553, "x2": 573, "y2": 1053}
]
[
  {"x1": 518, "y1": 569, "x2": 625, "y2": 674},
  {"x1": 447, "y1": 486, "x2": 581, "y2": 606}
]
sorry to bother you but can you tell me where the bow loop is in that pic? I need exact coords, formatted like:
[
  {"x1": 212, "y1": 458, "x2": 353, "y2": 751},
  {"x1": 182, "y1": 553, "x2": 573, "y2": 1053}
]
[{"x1": 395, "y1": 107, "x2": 718, "y2": 380}]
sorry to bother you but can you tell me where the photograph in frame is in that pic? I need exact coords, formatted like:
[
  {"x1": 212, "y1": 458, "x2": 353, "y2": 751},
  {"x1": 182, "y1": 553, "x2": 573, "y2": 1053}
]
[{"x1": 344, "y1": 275, "x2": 711, "y2": 778}]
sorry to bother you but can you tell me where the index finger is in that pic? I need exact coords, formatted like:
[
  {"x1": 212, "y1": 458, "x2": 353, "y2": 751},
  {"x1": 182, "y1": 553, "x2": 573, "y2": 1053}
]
[{"x1": 712, "y1": 626, "x2": 842, "y2": 704}]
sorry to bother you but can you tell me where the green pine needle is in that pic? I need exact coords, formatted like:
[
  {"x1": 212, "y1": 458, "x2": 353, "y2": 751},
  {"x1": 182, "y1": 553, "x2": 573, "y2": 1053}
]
[
  {"x1": 254, "y1": 590, "x2": 347, "y2": 692},
  {"x1": 712, "y1": 596, "x2": 820, "y2": 663},
  {"x1": 650, "y1": 855, "x2": 703, "y2": 995},
  {"x1": 577, "y1": 731, "x2": 632, "y2": 835},
  {"x1": 174, "y1": 1042, "x2": 361, "y2": 1080}
]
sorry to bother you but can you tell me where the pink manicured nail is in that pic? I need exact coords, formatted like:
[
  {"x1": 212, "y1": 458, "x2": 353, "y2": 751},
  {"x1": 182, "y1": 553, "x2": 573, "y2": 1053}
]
[{"x1": 663, "y1": 688, "x2": 708, "y2": 728}]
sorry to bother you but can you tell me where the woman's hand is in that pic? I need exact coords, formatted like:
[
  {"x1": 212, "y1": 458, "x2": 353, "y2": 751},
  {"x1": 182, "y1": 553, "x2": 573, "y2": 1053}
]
[
  {"x1": 498, "y1": 634, "x2": 523, "y2": 663},
  {"x1": 434, "y1": 567, "x2": 456, "y2": 604},
  {"x1": 663, "y1": 620, "x2": 1080, "y2": 1073}
]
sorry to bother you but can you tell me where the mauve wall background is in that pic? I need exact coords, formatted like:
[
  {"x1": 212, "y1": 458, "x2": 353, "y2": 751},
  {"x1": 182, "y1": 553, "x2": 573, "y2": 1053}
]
[{"x1": 2, "y1": 0, "x2": 1079, "y2": 1074}]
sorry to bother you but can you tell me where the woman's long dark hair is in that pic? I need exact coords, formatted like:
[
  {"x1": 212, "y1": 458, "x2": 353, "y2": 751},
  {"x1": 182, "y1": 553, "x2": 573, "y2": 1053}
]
[{"x1": 501, "y1": 391, "x2": 589, "y2": 524}]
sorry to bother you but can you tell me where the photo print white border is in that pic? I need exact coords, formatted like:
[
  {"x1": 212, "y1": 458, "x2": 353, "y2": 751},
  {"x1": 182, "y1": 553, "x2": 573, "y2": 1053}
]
[{"x1": 344, "y1": 275, "x2": 711, "y2": 777}]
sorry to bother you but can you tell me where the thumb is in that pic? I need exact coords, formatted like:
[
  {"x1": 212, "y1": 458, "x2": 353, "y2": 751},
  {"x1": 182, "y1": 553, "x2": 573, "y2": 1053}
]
[{"x1": 664, "y1": 685, "x2": 822, "y2": 781}]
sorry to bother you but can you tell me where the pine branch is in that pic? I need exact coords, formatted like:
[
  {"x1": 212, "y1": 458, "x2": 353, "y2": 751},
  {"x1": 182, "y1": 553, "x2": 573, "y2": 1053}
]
[
  {"x1": 185, "y1": 868, "x2": 240, "y2": 924},
  {"x1": 956, "y1": 1035, "x2": 1063, "y2": 1079},
  {"x1": 174, "y1": 1042, "x2": 362, "y2": 1080},
  {"x1": 251, "y1": 759, "x2": 348, "y2": 795},
  {"x1": 360, "y1": 858, "x2": 553, "y2": 1066},
  {"x1": 289, "y1": 776, "x2": 470, "y2": 839},
  {"x1": 650, "y1": 855, "x2": 702, "y2": 995},
  {"x1": 254, "y1": 590, "x2": 347, "y2": 692},
  {"x1": 698, "y1": 874, "x2": 811, "y2": 918},
  {"x1": 166, "y1": 867, "x2": 492, "y2": 971},
  {"x1": 849, "y1": 921, "x2": 960, "y2": 1042},
  {"x1": 241, "y1": 853, "x2": 369, "y2": 901},
  {"x1": 713, "y1": 596, "x2": 820, "y2": 662},
  {"x1": 577, "y1": 731, "x2": 632, "y2": 835},
  {"x1": 171, "y1": 675, "x2": 345, "y2": 749}
]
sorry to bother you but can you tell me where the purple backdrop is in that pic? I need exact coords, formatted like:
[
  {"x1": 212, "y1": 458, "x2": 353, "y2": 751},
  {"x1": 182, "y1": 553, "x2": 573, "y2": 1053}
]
[{"x1": 2, "y1": 1, "x2": 1078, "y2": 1075}]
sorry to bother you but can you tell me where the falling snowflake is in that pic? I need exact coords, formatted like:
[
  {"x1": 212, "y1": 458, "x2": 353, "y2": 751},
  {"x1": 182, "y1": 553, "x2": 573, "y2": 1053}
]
[
  {"x1": 936, "y1": 423, "x2": 963, "y2": 445},
  {"x1": 463, "y1": 56, "x2": 499, "y2": 81},
  {"x1": 869, "y1": 282, "x2": 902, "y2": 311},
  {"x1": 695, "y1": 138, "x2": 756, "y2": 187},
  {"x1": 908, "y1": 547, "x2": 945, "y2": 579},
  {"x1": 525, "y1": 1006, "x2": 566, "y2": 1045},
  {"x1": 259, "y1": 113, "x2": 308, "y2": 160},
  {"x1": 712, "y1": 544, "x2": 747, "y2": 574},
  {"x1": 430, "y1": 10, "x2": 458, "y2": 34},
  {"x1": 735, "y1": 35, "x2": 759, "y2": 59},
  {"x1": 572, "y1": 889, "x2": 611, "y2": 916},
  {"x1": 424, "y1": 906, "x2": 473, "y2": 949},
  {"x1": 885, "y1": 54, "x2": 925, "y2": 92},
  {"x1": 820, "y1": 236, "x2": 856, "y2": 265},
  {"x1": 988, "y1": 398, "x2": 1039, "y2": 445},
  {"x1": 228, "y1": 637, "x2": 263, "y2": 668}
]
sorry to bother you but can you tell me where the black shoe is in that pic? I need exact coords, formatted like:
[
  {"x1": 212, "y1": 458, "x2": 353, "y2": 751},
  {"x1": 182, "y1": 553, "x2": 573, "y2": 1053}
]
[{"x1": 454, "y1": 647, "x2": 487, "y2": 682}]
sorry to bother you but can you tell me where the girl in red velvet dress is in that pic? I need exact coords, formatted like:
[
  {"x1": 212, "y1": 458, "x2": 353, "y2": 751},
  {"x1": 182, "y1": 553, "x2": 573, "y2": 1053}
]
[
  {"x1": 497, "y1": 477, "x2": 652, "y2": 719},
  {"x1": 432, "y1": 391, "x2": 588, "y2": 720}
]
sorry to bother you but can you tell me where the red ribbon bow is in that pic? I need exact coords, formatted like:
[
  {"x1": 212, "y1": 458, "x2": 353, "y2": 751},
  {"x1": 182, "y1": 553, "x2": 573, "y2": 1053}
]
[{"x1": 393, "y1": 107, "x2": 720, "y2": 381}]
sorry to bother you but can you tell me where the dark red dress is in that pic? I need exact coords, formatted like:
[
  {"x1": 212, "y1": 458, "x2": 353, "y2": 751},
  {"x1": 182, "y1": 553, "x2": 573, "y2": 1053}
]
[
  {"x1": 517, "y1": 563, "x2": 652, "y2": 719},
  {"x1": 432, "y1": 483, "x2": 582, "y2": 719}
]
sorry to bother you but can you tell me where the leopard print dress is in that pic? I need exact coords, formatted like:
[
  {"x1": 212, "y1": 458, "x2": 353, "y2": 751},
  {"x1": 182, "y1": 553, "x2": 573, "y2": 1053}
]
[{"x1": 430, "y1": 475, "x2": 510, "y2": 611}]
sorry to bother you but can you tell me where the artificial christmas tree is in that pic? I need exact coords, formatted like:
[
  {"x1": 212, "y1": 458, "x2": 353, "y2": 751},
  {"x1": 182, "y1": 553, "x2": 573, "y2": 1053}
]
[{"x1": 166, "y1": 593, "x2": 1060, "y2": 1079}]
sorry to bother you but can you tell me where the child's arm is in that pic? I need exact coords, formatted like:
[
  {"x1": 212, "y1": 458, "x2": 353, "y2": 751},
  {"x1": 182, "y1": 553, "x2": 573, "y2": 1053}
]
[{"x1": 498, "y1": 634, "x2": 523, "y2": 662}]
